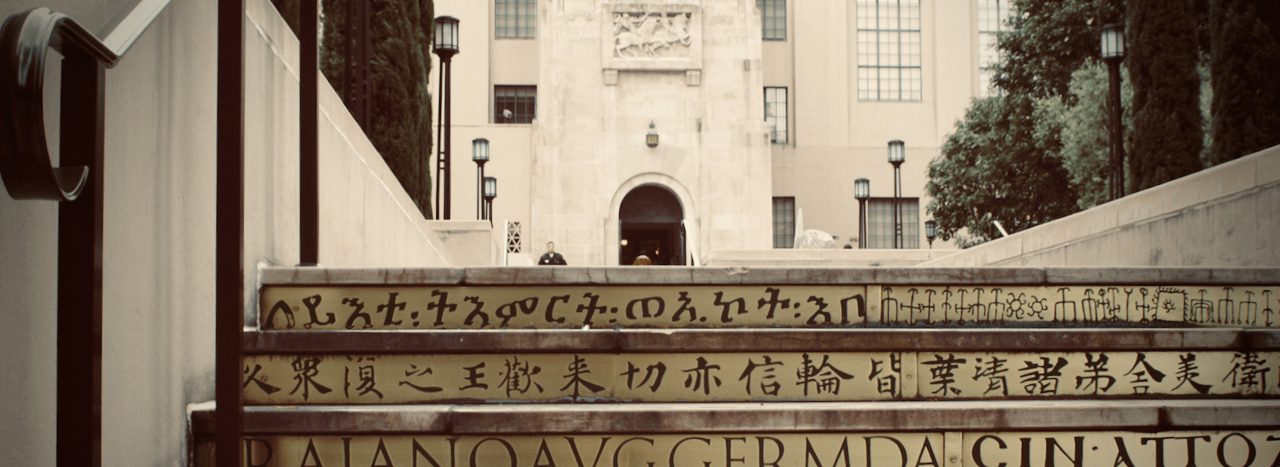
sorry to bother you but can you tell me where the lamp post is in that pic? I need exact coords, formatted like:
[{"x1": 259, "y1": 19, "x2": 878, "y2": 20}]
[
  {"x1": 925, "y1": 219, "x2": 936, "y2": 249},
  {"x1": 887, "y1": 140, "x2": 905, "y2": 249},
  {"x1": 854, "y1": 178, "x2": 870, "y2": 249},
  {"x1": 483, "y1": 176, "x2": 497, "y2": 227},
  {"x1": 1101, "y1": 23, "x2": 1125, "y2": 202},
  {"x1": 433, "y1": 16, "x2": 459, "y2": 219},
  {"x1": 472, "y1": 138, "x2": 489, "y2": 220}
]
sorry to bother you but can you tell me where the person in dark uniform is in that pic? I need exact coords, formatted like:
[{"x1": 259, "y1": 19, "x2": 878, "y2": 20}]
[{"x1": 538, "y1": 241, "x2": 567, "y2": 265}]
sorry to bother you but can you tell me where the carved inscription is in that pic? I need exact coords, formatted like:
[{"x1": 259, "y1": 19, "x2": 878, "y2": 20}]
[
  {"x1": 229, "y1": 431, "x2": 1280, "y2": 467},
  {"x1": 877, "y1": 285, "x2": 1280, "y2": 328},
  {"x1": 242, "y1": 352, "x2": 910, "y2": 404},
  {"x1": 260, "y1": 285, "x2": 868, "y2": 330},
  {"x1": 243, "y1": 351, "x2": 1280, "y2": 404}
]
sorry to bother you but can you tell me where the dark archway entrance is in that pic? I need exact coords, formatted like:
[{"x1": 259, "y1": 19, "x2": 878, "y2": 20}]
[{"x1": 619, "y1": 185, "x2": 685, "y2": 265}]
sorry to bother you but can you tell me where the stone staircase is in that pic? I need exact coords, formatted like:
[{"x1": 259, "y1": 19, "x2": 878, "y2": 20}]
[{"x1": 193, "y1": 267, "x2": 1280, "y2": 466}]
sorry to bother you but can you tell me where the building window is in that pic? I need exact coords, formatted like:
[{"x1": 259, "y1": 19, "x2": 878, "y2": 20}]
[
  {"x1": 978, "y1": 0, "x2": 1011, "y2": 97},
  {"x1": 757, "y1": 0, "x2": 786, "y2": 41},
  {"x1": 856, "y1": 0, "x2": 922, "y2": 101},
  {"x1": 495, "y1": 86, "x2": 536, "y2": 124},
  {"x1": 765, "y1": 87, "x2": 788, "y2": 144},
  {"x1": 866, "y1": 198, "x2": 919, "y2": 249},
  {"x1": 772, "y1": 197, "x2": 796, "y2": 248},
  {"x1": 495, "y1": 0, "x2": 536, "y2": 39}
]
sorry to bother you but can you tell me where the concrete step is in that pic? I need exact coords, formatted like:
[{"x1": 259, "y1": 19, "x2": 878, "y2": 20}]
[
  {"x1": 193, "y1": 399, "x2": 1280, "y2": 434},
  {"x1": 256, "y1": 267, "x2": 1280, "y2": 330},
  {"x1": 191, "y1": 401, "x2": 1280, "y2": 467}
]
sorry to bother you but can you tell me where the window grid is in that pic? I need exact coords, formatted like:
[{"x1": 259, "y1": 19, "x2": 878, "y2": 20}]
[
  {"x1": 765, "y1": 87, "x2": 788, "y2": 144},
  {"x1": 772, "y1": 197, "x2": 796, "y2": 248},
  {"x1": 856, "y1": 0, "x2": 922, "y2": 102},
  {"x1": 495, "y1": 86, "x2": 536, "y2": 124},
  {"x1": 978, "y1": 0, "x2": 1010, "y2": 98},
  {"x1": 866, "y1": 198, "x2": 919, "y2": 249},
  {"x1": 495, "y1": 0, "x2": 536, "y2": 39},
  {"x1": 757, "y1": 0, "x2": 787, "y2": 41}
]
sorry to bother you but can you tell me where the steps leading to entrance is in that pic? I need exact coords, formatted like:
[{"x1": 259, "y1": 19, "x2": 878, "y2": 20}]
[{"x1": 199, "y1": 266, "x2": 1280, "y2": 466}]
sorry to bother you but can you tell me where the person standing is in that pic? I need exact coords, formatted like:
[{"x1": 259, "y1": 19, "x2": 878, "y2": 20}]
[{"x1": 539, "y1": 241, "x2": 567, "y2": 265}]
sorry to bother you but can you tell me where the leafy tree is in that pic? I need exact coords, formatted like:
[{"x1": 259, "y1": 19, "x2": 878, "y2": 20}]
[
  {"x1": 1036, "y1": 60, "x2": 1134, "y2": 210},
  {"x1": 994, "y1": 0, "x2": 1125, "y2": 100},
  {"x1": 1127, "y1": 0, "x2": 1202, "y2": 191},
  {"x1": 927, "y1": 96, "x2": 1079, "y2": 247},
  {"x1": 1207, "y1": 0, "x2": 1280, "y2": 164},
  {"x1": 929, "y1": 0, "x2": 1118, "y2": 246},
  {"x1": 270, "y1": 0, "x2": 435, "y2": 218}
]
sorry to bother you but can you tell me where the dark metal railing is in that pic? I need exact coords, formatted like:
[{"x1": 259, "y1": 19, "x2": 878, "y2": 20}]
[{"x1": 0, "y1": 4, "x2": 167, "y2": 467}]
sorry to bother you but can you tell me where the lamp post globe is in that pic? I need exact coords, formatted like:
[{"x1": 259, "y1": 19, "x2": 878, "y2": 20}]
[
  {"x1": 433, "y1": 16, "x2": 460, "y2": 58},
  {"x1": 1100, "y1": 23, "x2": 1125, "y2": 201},
  {"x1": 925, "y1": 219, "x2": 937, "y2": 249},
  {"x1": 432, "y1": 16, "x2": 459, "y2": 219},
  {"x1": 854, "y1": 178, "x2": 870, "y2": 249},
  {"x1": 473, "y1": 138, "x2": 489, "y2": 219},
  {"x1": 887, "y1": 140, "x2": 905, "y2": 248},
  {"x1": 483, "y1": 176, "x2": 498, "y2": 226}
]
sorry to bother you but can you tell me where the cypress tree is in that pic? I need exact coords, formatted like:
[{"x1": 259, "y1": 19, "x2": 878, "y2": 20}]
[
  {"x1": 1208, "y1": 0, "x2": 1280, "y2": 164},
  {"x1": 1126, "y1": 0, "x2": 1203, "y2": 192},
  {"x1": 271, "y1": 0, "x2": 435, "y2": 219}
]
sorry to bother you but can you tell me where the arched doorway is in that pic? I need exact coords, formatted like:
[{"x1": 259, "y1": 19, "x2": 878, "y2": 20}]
[{"x1": 619, "y1": 185, "x2": 685, "y2": 265}]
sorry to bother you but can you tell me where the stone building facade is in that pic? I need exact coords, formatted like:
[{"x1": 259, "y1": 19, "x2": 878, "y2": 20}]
[{"x1": 434, "y1": 0, "x2": 998, "y2": 264}]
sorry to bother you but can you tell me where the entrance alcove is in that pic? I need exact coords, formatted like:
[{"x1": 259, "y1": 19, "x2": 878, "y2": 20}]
[{"x1": 618, "y1": 185, "x2": 684, "y2": 265}]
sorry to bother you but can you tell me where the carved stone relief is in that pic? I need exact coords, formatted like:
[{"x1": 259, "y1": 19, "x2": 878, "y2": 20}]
[
  {"x1": 612, "y1": 12, "x2": 693, "y2": 59},
  {"x1": 600, "y1": 5, "x2": 702, "y2": 71}
]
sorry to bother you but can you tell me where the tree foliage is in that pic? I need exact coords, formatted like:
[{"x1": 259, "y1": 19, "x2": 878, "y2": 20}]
[
  {"x1": 1127, "y1": 0, "x2": 1203, "y2": 192},
  {"x1": 1208, "y1": 0, "x2": 1280, "y2": 164},
  {"x1": 929, "y1": 0, "x2": 1119, "y2": 246},
  {"x1": 927, "y1": 96, "x2": 1079, "y2": 247},
  {"x1": 1036, "y1": 60, "x2": 1134, "y2": 210},
  {"x1": 270, "y1": 0, "x2": 435, "y2": 219}
]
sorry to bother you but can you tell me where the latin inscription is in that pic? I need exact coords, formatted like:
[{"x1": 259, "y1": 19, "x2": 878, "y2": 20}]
[{"x1": 228, "y1": 431, "x2": 1280, "y2": 467}]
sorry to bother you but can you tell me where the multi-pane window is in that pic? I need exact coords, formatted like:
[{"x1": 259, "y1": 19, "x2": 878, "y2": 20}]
[
  {"x1": 978, "y1": 0, "x2": 1011, "y2": 97},
  {"x1": 866, "y1": 198, "x2": 919, "y2": 249},
  {"x1": 856, "y1": 0, "x2": 922, "y2": 101},
  {"x1": 495, "y1": 0, "x2": 536, "y2": 39},
  {"x1": 765, "y1": 87, "x2": 788, "y2": 144},
  {"x1": 495, "y1": 86, "x2": 536, "y2": 124},
  {"x1": 757, "y1": 0, "x2": 786, "y2": 41},
  {"x1": 772, "y1": 197, "x2": 796, "y2": 248}
]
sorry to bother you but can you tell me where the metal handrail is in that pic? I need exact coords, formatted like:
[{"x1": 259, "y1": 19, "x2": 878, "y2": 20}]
[{"x1": 0, "y1": 1, "x2": 169, "y2": 201}]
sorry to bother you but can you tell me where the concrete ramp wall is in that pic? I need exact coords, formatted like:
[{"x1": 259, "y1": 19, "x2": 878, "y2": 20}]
[{"x1": 921, "y1": 144, "x2": 1280, "y2": 267}]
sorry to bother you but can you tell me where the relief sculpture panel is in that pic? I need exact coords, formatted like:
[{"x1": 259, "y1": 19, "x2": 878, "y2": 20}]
[{"x1": 601, "y1": 5, "x2": 701, "y2": 71}]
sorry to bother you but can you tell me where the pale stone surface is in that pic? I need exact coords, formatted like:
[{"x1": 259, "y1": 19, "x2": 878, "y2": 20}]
[
  {"x1": 792, "y1": 229, "x2": 836, "y2": 249},
  {"x1": 531, "y1": 0, "x2": 771, "y2": 266},
  {"x1": 190, "y1": 400, "x2": 1280, "y2": 434}
]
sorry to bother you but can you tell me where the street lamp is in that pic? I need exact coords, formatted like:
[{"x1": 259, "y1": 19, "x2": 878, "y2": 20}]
[
  {"x1": 854, "y1": 178, "x2": 870, "y2": 249},
  {"x1": 472, "y1": 138, "x2": 489, "y2": 220},
  {"x1": 1101, "y1": 23, "x2": 1125, "y2": 201},
  {"x1": 925, "y1": 219, "x2": 936, "y2": 249},
  {"x1": 887, "y1": 140, "x2": 905, "y2": 249},
  {"x1": 483, "y1": 176, "x2": 497, "y2": 227},
  {"x1": 646, "y1": 121, "x2": 659, "y2": 148},
  {"x1": 433, "y1": 16, "x2": 459, "y2": 219}
]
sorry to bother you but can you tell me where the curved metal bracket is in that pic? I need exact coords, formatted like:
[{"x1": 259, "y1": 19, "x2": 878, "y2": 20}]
[{"x1": 0, "y1": 8, "x2": 119, "y2": 201}]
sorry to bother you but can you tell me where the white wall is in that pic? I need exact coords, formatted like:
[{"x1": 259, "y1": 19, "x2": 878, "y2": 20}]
[{"x1": 0, "y1": 1, "x2": 449, "y2": 466}]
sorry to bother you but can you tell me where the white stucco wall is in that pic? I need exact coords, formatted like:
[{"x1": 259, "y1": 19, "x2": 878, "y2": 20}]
[{"x1": 0, "y1": 1, "x2": 449, "y2": 466}]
